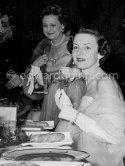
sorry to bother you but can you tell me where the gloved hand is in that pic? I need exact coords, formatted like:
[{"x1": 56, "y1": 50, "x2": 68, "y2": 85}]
[
  {"x1": 55, "y1": 88, "x2": 78, "y2": 122},
  {"x1": 27, "y1": 65, "x2": 44, "y2": 94},
  {"x1": 55, "y1": 89, "x2": 73, "y2": 110},
  {"x1": 59, "y1": 104, "x2": 78, "y2": 122}
]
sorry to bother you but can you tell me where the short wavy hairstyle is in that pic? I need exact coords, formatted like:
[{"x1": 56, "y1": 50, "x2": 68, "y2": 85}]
[
  {"x1": 67, "y1": 28, "x2": 110, "y2": 65},
  {"x1": 78, "y1": 28, "x2": 110, "y2": 65},
  {"x1": 41, "y1": 5, "x2": 67, "y2": 27}
]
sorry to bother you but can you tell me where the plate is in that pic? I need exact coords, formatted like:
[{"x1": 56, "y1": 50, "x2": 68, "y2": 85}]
[
  {"x1": 0, "y1": 160, "x2": 91, "y2": 166},
  {"x1": 21, "y1": 127, "x2": 42, "y2": 131},
  {"x1": 1, "y1": 148, "x2": 90, "y2": 162},
  {"x1": 21, "y1": 121, "x2": 54, "y2": 130}
]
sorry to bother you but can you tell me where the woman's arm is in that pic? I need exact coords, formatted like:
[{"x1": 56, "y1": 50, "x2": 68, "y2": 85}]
[
  {"x1": 59, "y1": 105, "x2": 117, "y2": 144},
  {"x1": 98, "y1": 76, "x2": 124, "y2": 100},
  {"x1": 20, "y1": 66, "x2": 43, "y2": 100},
  {"x1": 75, "y1": 78, "x2": 125, "y2": 144},
  {"x1": 22, "y1": 75, "x2": 44, "y2": 100},
  {"x1": 55, "y1": 88, "x2": 119, "y2": 144},
  {"x1": 74, "y1": 111, "x2": 110, "y2": 142}
]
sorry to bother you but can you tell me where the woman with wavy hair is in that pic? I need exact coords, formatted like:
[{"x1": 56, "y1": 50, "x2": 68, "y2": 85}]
[
  {"x1": 6, "y1": 5, "x2": 85, "y2": 125},
  {"x1": 55, "y1": 28, "x2": 125, "y2": 166}
]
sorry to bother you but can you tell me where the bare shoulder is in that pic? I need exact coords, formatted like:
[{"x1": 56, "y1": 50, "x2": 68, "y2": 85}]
[{"x1": 97, "y1": 74, "x2": 122, "y2": 97}]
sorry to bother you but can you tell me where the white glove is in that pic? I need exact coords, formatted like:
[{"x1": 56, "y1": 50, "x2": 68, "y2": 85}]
[
  {"x1": 27, "y1": 65, "x2": 44, "y2": 94},
  {"x1": 59, "y1": 105, "x2": 78, "y2": 122},
  {"x1": 55, "y1": 89, "x2": 73, "y2": 110}
]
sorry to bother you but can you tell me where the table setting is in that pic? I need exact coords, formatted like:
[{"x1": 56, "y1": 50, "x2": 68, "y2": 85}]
[
  {"x1": 0, "y1": 118, "x2": 91, "y2": 166},
  {"x1": 0, "y1": 102, "x2": 91, "y2": 166},
  {"x1": 0, "y1": 130, "x2": 91, "y2": 166}
]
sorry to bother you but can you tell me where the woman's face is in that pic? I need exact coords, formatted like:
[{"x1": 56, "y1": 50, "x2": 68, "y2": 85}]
[
  {"x1": 42, "y1": 14, "x2": 64, "y2": 40},
  {"x1": 72, "y1": 33, "x2": 101, "y2": 70}
]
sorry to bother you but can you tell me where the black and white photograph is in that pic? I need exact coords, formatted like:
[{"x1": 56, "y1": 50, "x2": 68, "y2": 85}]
[{"x1": 0, "y1": 0, "x2": 125, "y2": 166}]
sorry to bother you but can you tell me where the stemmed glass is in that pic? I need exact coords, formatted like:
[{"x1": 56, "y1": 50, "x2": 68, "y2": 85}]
[{"x1": 33, "y1": 47, "x2": 50, "y2": 95}]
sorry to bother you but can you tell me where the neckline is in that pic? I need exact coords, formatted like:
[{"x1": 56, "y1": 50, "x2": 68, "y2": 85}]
[
  {"x1": 82, "y1": 62, "x2": 102, "y2": 85},
  {"x1": 51, "y1": 34, "x2": 65, "y2": 47}
]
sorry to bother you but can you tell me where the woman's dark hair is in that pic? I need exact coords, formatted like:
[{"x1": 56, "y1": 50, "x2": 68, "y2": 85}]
[
  {"x1": 78, "y1": 28, "x2": 110, "y2": 65},
  {"x1": 67, "y1": 28, "x2": 110, "y2": 65},
  {"x1": 41, "y1": 5, "x2": 67, "y2": 26},
  {"x1": 67, "y1": 36, "x2": 73, "y2": 54}
]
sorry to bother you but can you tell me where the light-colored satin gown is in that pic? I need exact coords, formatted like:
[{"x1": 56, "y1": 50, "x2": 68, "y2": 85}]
[{"x1": 56, "y1": 95, "x2": 125, "y2": 166}]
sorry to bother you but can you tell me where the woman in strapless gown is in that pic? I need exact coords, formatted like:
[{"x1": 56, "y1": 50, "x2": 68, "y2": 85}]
[{"x1": 55, "y1": 28, "x2": 125, "y2": 166}]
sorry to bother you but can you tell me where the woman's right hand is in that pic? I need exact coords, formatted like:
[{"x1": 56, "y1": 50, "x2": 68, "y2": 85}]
[
  {"x1": 6, "y1": 75, "x2": 22, "y2": 89},
  {"x1": 32, "y1": 54, "x2": 48, "y2": 67},
  {"x1": 55, "y1": 89, "x2": 73, "y2": 110}
]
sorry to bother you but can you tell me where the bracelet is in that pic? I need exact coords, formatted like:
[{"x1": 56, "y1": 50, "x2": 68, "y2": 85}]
[{"x1": 72, "y1": 111, "x2": 80, "y2": 125}]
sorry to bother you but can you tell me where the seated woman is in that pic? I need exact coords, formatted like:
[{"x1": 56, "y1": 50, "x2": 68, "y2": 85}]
[
  {"x1": 55, "y1": 28, "x2": 125, "y2": 166},
  {"x1": 6, "y1": 5, "x2": 85, "y2": 126}
]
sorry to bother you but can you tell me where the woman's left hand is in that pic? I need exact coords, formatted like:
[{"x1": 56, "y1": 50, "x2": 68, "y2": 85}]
[
  {"x1": 58, "y1": 104, "x2": 78, "y2": 122},
  {"x1": 55, "y1": 89, "x2": 72, "y2": 110}
]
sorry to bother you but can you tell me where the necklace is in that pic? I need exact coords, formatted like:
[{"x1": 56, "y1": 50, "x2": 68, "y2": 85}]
[
  {"x1": 51, "y1": 34, "x2": 65, "y2": 47},
  {"x1": 49, "y1": 58, "x2": 56, "y2": 64}
]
